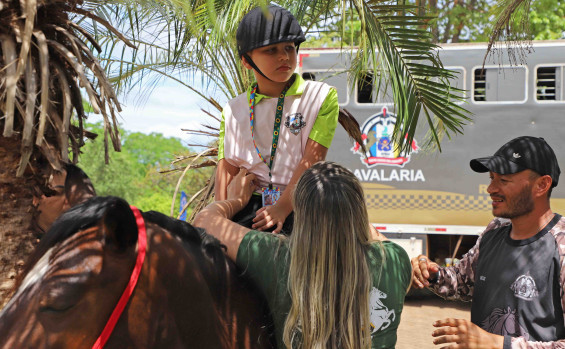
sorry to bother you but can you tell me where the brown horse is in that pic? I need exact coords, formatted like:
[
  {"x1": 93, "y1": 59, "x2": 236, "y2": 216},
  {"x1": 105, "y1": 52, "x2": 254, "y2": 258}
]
[{"x1": 0, "y1": 196, "x2": 274, "y2": 348}]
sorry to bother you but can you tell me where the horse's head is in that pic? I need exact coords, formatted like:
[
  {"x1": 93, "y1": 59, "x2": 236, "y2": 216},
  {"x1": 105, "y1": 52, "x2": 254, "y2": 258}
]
[
  {"x1": 0, "y1": 196, "x2": 273, "y2": 349},
  {"x1": 0, "y1": 197, "x2": 141, "y2": 348}
]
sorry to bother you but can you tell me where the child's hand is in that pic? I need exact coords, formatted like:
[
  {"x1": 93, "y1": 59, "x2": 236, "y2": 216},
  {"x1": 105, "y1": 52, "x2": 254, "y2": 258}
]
[
  {"x1": 252, "y1": 204, "x2": 287, "y2": 234},
  {"x1": 227, "y1": 168, "x2": 257, "y2": 205}
]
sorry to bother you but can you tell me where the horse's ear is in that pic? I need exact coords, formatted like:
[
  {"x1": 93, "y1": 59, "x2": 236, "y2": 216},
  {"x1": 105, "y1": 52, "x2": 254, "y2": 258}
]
[
  {"x1": 103, "y1": 197, "x2": 138, "y2": 251},
  {"x1": 64, "y1": 164, "x2": 96, "y2": 206}
]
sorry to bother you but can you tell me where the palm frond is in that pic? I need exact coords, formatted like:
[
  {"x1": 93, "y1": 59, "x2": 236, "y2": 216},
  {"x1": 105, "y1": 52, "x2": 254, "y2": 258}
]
[
  {"x1": 483, "y1": 0, "x2": 533, "y2": 66},
  {"x1": 348, "y1": 0, "x2": 471, "y2": 152}
]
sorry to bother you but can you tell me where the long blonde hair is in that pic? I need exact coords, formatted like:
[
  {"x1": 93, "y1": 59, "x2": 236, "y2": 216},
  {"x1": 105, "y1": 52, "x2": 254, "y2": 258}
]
[{"x1": 283, "y1": 161, "x2": 373, "y2": 349}]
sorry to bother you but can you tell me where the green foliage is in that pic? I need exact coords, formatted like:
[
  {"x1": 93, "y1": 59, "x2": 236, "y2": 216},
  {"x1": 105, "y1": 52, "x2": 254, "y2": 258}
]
[
  {"x1": 529, "y1": 0, "x2": 565, "y2": 40},
  {"x1": 77, "y1": 122, "x2": 213, "y2": 216},
  {"x1": 304, "y1": 0, "x2": 564, "y2": 45},
  {"x1": 302, "y1": 9, "x2": 363, "y2": 48}
]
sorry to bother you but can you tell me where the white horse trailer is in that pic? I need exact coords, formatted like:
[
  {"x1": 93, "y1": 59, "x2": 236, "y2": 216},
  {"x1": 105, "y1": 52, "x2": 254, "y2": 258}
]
[{"x1": 298, "y1": 41, "x2": 565, "y2": 265}]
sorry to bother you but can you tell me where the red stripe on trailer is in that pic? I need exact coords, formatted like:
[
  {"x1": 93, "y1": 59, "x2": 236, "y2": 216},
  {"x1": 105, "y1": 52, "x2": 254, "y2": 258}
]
[{"x1": 299, "y1": 54, "x2": 309, "y2": 68}]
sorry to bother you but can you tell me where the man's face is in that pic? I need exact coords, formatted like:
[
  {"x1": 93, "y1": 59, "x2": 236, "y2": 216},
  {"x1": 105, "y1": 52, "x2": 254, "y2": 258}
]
[
  {"x1": 487, "y1": 170, "x2": 536, "y2": 219},
  {"x1": 34, "y1": 171, "x2": 68, "y2": 232}
]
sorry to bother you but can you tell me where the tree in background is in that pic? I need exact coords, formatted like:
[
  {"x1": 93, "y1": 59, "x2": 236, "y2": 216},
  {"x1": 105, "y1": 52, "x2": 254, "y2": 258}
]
[
  {"x1": 528, "y1": 0, "x2": 565, "y2": 40},
  {"x1": 424, "y1": 0, "x2": 564, "y2": 43},
  {"x1": 302, "y1": 0, "x2": 564, "y2": 46},
  {"x1": 78, "y1": 122, "x2": 212, "y2": 216}
]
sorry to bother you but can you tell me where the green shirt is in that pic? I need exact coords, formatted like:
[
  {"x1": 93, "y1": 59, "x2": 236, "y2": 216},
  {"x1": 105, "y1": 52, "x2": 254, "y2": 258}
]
[{"x1": 236, "y1": 230, "x2": 412, "y2": 349}]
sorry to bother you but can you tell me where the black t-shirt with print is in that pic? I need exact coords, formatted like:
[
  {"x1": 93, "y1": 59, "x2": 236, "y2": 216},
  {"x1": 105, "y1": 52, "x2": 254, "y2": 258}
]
[{"x1": 471, "y1": 214, "x2": 565, "y2": 342}]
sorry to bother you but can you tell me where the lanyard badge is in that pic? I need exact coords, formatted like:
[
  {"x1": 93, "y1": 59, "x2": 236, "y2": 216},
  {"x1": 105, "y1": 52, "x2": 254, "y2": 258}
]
[{"x1": 249, "y1": 82, "x2": 292, "y2": 205}]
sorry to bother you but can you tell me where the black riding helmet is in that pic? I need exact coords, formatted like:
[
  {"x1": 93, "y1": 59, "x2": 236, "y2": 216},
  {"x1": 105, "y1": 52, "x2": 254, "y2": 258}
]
[{"x1": 236, "y1": 5, "x2": 306, "y2": 81}]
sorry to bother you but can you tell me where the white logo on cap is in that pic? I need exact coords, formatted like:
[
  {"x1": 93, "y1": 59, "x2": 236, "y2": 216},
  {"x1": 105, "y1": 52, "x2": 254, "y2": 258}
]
[{"x1": 513, "y1": 153, "x2": 521, "y2": 159}]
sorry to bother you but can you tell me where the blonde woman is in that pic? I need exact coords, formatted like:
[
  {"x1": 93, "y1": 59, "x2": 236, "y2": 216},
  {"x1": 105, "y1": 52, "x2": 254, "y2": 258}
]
[{"x1": 194, "y1": 161, "x2": 411, "y2": 348}]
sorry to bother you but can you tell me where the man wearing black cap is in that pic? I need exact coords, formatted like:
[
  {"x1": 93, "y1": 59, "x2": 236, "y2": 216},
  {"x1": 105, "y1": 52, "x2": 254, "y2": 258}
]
[{"x1": 411, "y1": 136, "x2": 565, "y2": 348}]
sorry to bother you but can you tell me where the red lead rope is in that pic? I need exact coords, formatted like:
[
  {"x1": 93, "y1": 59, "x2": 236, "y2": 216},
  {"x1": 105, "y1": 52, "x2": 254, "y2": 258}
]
[{"x1": 92, "y1": 206, "x2": 147, "y2": 349}]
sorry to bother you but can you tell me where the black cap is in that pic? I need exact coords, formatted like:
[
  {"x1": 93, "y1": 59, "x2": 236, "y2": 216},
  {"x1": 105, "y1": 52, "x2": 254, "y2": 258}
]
[
  {"x1": 236, "y1": 5, "x2": 306, "y2": 57},
  {"x1": 470, "y1": 136, "x2": 560, "y2": 187}
]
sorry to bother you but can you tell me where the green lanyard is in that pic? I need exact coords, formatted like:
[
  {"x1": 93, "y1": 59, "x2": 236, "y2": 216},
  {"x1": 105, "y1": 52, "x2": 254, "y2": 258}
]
[{"x1": 248, "y1": 82, "x2": 292, "y2": 188}]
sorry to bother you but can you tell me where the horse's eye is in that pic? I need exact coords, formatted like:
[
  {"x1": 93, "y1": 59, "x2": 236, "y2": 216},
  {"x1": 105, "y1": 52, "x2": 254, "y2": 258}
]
[
  {"x1": 38, "y1": 282, "x2": 83, "y2": 314},
  {"x1": 39, "y1": 304, "x2": 74, "y2": 313}
]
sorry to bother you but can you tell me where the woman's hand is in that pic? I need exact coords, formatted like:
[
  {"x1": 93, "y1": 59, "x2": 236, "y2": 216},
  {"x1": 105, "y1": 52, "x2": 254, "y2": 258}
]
[{"x1": 227, "y1": 168, "x2": 257, "y2": 207}]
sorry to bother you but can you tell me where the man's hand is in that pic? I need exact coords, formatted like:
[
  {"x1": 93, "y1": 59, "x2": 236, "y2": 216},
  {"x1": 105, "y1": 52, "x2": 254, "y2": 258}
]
[
  {"x1": 252, "y1": 204, "x2": 288, "y2": 234},
  {"x1": 411, "y1": 255, "x2": 440, "y2": 288},
  {"x1": 432, "y1": 318, "x2": 504, "y2": 348}
]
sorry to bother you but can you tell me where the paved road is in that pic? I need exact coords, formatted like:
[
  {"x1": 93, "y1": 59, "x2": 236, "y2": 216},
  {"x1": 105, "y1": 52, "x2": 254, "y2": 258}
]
[{"x1": 396, "y1": 296, "x2": 472, "y2": 348}]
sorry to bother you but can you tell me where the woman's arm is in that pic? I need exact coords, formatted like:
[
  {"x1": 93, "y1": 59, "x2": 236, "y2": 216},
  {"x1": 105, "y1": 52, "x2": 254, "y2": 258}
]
[
  {"x1": 252, "y1": 139, "x2": 328, "y2": 233},
  {"x1": 214, "y1": 159, "x2": 240, "y2": 201},
  {"x1": 194, "y1": 169, "x2": 257, "y2": 261}
]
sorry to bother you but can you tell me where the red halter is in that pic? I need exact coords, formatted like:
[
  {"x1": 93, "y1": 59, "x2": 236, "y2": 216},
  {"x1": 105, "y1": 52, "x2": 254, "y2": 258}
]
[{"x1": 92, "y1": 206, "x2": 147, "y2": 349}]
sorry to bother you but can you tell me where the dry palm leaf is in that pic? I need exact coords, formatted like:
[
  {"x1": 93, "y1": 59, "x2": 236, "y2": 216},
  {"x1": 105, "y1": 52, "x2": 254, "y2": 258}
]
[{"x1": 0, "y1": 0, "x2": 135, "y2": 176}]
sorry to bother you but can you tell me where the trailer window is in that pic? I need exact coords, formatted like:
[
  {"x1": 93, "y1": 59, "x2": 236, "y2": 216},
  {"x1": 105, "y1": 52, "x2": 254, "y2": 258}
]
[
  {"x1": 473, "y1": 67, "x2": 527, "y2": 102},
  {"x1": 473, "y1": 69, "x2": 487, "y2": 101},
  {"x1": 536, "y1": 66, "x2": 562, "y2": 101},
  {"x1": 357, "y1": 73, "x2": 373, "y2": 103},
  {"x1": 356, "y1": 72, "x2": 394, "y2": 104}
]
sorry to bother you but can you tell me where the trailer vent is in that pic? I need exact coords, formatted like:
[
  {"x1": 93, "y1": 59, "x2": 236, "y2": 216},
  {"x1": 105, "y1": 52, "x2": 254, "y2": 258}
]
[
  {"x1": 536, "y1": 67, "x2": 557, "y2": 100},
  {"x1": 302, "y1": 72, "x2": 316, "y2": 81},
  {"x1": 473, "y1": 69, "x2": 486, "y2": 101},
  {"x1": 357, "y1": 72, "x2": 373, "y2": 103}
]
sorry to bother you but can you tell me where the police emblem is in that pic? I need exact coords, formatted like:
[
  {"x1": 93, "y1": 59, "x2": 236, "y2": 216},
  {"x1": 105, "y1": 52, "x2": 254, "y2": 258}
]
[
  {"x1": 284, "y1": 113, "x2": 306, "y2": 135},
  {"x1": 351, "y1": 107, "x2": 419, "y2": 168}
]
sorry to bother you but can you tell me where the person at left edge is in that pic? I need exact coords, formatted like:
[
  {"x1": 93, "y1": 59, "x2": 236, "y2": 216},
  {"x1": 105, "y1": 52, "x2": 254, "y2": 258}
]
[{"x1": 215, "y1": 5, "x2": 339, "y2": 234}]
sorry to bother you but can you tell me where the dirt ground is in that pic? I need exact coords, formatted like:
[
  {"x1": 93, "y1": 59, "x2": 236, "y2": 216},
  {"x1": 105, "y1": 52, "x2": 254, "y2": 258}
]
[{"x1": 397, "y1": 296, "x2": 472, "y2": 348}]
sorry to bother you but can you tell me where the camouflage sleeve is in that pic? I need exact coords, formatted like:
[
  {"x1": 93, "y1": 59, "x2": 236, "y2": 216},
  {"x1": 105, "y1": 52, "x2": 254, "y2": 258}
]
[
  {"x1": 430, "y1": 219, "x2": 508, "y2": 302},
  {"x1": 510, "y1": 337, "x2": 565, "y2": 348},
  {"x1": 509, "y1": 217, "x2": 565, "y2": 348}
]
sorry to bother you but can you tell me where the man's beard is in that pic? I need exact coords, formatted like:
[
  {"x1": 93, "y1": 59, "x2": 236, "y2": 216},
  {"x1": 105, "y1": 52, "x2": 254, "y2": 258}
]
[{"x1": 494, "y1": 184, "x2": 534, "y2": 219}]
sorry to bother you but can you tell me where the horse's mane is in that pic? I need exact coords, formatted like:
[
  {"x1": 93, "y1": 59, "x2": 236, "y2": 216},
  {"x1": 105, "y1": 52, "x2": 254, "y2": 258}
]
[
  {"x1": 141, "y1": 210, "x2": 232, "y2": 302},
  {"x1": 17, "y1": 196, "x2": 233, "y2": 302}
]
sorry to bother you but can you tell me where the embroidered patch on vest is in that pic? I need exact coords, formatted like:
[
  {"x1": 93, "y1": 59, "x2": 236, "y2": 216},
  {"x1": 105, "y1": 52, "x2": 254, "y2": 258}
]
[
  {"x1": 510, "y1": 272, "x2": 539, "y2": 300},
  {"x1": 284, "y1": 113, "x2": 306, "y2": 135}
]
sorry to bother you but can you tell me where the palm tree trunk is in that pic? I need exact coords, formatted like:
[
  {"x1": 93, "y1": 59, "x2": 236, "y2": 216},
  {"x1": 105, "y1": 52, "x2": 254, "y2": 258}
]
[{"x1": 0, "y1": 137, "x2": 40, "y2": 307}]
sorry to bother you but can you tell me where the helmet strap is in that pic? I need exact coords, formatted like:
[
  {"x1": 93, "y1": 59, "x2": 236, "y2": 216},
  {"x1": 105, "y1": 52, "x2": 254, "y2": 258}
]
[{"x1": 243, "y1": 53, "x2": 273, "y2": 82}]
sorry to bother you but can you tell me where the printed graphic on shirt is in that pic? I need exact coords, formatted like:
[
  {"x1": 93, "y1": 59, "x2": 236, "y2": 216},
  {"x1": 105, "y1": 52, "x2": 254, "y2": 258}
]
[
  {"x1": 480, "y1": 307, "x2": 529, "y2": 340},
  {"x1": 369, "y1": 287, "x2": 395, "y2": 334},
  {"x1": 284, "y1": 113, "x2": 306, "y2": 135},
  {"x1": 510, "y1": 272, "x2": 539, "y2": 300}
]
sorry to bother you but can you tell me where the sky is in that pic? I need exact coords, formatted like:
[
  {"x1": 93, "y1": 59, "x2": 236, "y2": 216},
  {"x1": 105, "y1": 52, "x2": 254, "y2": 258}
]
[{"x1": 90, "y1": 74, "x2": 221, "y2": 149}]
